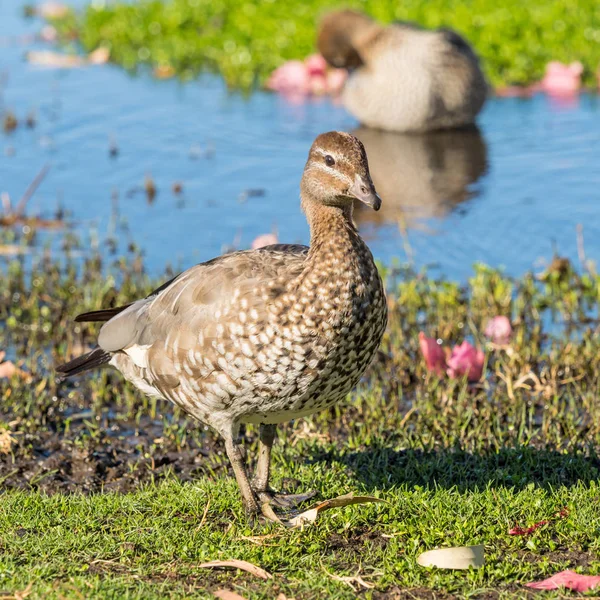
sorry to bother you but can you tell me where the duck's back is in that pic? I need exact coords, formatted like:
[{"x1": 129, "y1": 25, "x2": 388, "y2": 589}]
[{"x1": 344, "y1": 24, "x2": 486, "y2": 132}]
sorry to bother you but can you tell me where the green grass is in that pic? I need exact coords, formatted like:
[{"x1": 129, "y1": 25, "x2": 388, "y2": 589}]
[
  {"x1": 1, "y1": 235, "x2": 600, "y2": 598},
  {"x1": 1, "y1": 456, "x2": 600, "y2": 598},
  {"x1": 46, "y1": 0, "x2": 600, "y2": 90}
]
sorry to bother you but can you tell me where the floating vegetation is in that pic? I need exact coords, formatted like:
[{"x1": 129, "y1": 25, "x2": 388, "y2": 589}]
[{"x1": 45, "y1": 0, "x2": 600, "y2": 90}]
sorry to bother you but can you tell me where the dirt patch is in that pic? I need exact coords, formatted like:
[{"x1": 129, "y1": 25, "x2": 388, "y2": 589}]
[
  {"x1": 517, "y1": 549, "x2": 598, "y2": 569},
  {"x1": 326, "y1": 527, "x2": 389, "y2": 554},
  {"x1": 0, "y1": 405, "x2": 228, "y2": 494}
]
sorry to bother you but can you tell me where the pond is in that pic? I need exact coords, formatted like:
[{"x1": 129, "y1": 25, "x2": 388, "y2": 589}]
[{"x1": 1, "y1": 1, "x2": 599, "y2": 282}]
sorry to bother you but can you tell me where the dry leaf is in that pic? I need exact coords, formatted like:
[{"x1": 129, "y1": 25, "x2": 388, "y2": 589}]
[
  {"x1": 288, "y1": 493, "x2": 385, "y2": 527},
  {"x1": 417, "y1": 545, "x2": 484, "y2": 570},
  {"x1": 198, "y1": 560, "x2": 272, "y2": 580},
  {"x1": 213, "y1": 590, "x2": 248, "y2": 600},
  {"x1": 1, "y1": 582, "x2": 33, "y2": 600},
  {"x1": 526, "y1": 570, "x2": 600, "y2": 592},
  {"x1": 0, "y1": 428, "x2": 16, "y2": 454},
  {"x1": 324, "y1": 569, "x2": 376, "y2": 591},
  {"x1": 239, "y1": 533, "x2": 282, "y2": 546}
]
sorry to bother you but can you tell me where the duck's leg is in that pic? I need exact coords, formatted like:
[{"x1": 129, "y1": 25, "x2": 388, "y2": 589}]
[
  {"x1": 253, "y1": 424, "x2": 316, "y2": 510},
  {"x1": 223, "y1": 432, "x2": 260, "y2": 515},
  {"x1": 253, "y1": 423, "x2": 276, "y2": 493}
]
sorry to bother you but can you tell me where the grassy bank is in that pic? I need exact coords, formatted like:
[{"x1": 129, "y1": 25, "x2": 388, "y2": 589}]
[
  {"x1": 1, "y1": 240, "x2": 600, "y2": 598},
  {"x1": 47, "y1": 0, "x2": 600, "y2": 90}
]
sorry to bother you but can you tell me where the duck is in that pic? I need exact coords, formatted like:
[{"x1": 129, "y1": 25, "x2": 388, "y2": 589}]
[
  {"x1": 317, "y1": 10, "x2": 488, "y2": 132},
  {"x1": 352, "y1": 125, "x2": 488, "y2": 226},
  {"x1": 57, "y1": 131, "x2": 388, "y2": 521}
]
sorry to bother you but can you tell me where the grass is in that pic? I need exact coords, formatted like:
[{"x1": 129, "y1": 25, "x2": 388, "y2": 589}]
[
  {"x1": 1, "y1": 234, "x2": 600, "y2": 598},
  {"x1": 2, "y1": 479, "x2": 600, "y2": 598},
  {"x1": 44, "y1": 0, "x2": 600, "y2": 90}
]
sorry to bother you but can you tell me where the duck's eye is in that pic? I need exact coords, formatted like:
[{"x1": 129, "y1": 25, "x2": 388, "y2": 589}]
[{"x1": 325, "y1": 155, "x2": 335, "y2": 167}]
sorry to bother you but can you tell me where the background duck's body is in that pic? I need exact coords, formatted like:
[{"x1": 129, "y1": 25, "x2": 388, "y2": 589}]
[
  {"x1": 58, "y1": 132, "x2": 387, "y2": 519},
  {"x1": 318, "y1": 11, "x2": 487, "y2": 132}
]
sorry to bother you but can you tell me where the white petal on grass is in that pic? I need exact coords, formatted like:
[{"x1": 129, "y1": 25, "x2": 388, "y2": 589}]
[
  {"x1": 417, "y1": 545, "x2": 485, "y2": 570},
  {"x1": 288, "y1": 493, "x2": 386, "y2": 527}
]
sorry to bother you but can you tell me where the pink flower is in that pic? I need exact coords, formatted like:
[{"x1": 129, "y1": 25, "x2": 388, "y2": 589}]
[
  {"x1": 326, "y1": 68, "x2": 347, "y2": 95},
  {"x1": 446, "y1": 341, "x2": 484, "y2": 382},
  {"x1": 267, "y1": 55, "x2": 347, "y2": 98},
  {"x1": 304, "y1": 54, "x2": 327, "y2": 77},
  {"x1": 526, "y1": 570, "x2": 600, "y2": 592},
  {"x1": 484, "y1": 316, "x2": 512, "y2": 345},
  {"x1": 418, "y1": 332, "x2": 447, "y2": 376},
  {"x1": 251, "y1": 233, "x2": 278, "y2": 249},
  {"x1": 540, "y1": 61, "x2": 583, "y2": 96},
  {"x1": 266, "y1": 61, "x2": 310, "y2": 95}
]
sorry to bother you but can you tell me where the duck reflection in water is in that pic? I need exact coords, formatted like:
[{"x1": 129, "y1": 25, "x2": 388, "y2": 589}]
[{"x1": 352, "y1": 126, "x2": 488, "y2": 227}]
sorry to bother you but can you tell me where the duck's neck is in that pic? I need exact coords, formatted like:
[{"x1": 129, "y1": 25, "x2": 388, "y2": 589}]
[{"x1": 302, "y1": 197, "x2": 370, "y2": 273}]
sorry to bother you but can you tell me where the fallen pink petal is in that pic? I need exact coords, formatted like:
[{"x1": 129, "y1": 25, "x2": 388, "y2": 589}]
[
  {"x1": 418, "y1": 332, "x2": 447, "y2": 376},
  {"x1": 484, "y1": 315, "x2": 512, "y2": 344},
  {"x1": 526, "y1": 570, "x2": 600, "y2": 592},
  {"x1": 446, "y1": 341, "x2": 484, "y2": 382}
]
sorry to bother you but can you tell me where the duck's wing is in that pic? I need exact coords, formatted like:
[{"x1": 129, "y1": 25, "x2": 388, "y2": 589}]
[
  {"x1": 75, "y1": 244, "x2": 307, "y2": 325},
  {"x1": 95, "y1": 245, "x2": 309, "y2": 381}
]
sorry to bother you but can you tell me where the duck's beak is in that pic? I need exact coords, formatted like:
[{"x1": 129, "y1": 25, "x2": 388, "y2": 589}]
[{"x1": 348, "y1": 174, "x2": 382, "y2": 211}]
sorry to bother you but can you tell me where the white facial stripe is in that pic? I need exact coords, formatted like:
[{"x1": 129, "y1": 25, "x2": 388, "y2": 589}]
[{"x1": 310, "y1": 161, "x2": 352, "y2": 184}]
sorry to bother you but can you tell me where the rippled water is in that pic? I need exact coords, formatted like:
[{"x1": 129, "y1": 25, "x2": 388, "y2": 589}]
[{"x1": 1, "y1": 1, "x2": 599, "y2": 280}]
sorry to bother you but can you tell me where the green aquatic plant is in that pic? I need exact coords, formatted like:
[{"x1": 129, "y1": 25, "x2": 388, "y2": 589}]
[{"x1": 47, "y1": 0, "x2": 600, "y2": 90}]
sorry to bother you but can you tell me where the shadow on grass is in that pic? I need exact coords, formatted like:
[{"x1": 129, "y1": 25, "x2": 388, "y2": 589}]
[{"x1": 312, "y1": 443, "x2": 600, "y2": 491}]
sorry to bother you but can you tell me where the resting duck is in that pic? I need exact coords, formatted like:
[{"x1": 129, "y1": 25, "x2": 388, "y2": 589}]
[
  {"x1": 318, "y1": 10, "x2": 487, "y2": 132},
  {"x1": 57, "y1": 131, "x2": 388, "y2": 521}
]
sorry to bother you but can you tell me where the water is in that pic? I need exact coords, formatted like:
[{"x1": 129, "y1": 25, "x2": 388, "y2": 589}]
[{"x1": 1, "y1": 1, "x2": 599, "y2": 281}]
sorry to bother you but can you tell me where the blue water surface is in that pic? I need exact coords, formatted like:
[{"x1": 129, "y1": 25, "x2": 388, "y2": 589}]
[{"x1": 1, "y1": 0, "x2": 599, "y2": 281}]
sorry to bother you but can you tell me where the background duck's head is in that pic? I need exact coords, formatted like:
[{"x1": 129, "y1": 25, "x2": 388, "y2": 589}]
[
  {"x1": 317, "y1": 10, "x2": 372, "y2": 69},
  {"x1": 301, "y1": 131, "x2": 381, "y2": 212}
]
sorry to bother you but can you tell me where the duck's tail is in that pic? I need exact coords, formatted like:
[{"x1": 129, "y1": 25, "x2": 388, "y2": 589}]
[{"x1": 56, "y1": 347, "x2": 111, "y2": 379}]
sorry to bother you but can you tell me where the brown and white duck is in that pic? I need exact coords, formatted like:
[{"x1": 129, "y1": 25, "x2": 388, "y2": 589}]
[
  {"x1": 318, "y1": 10, "x2": 488, "y2": 132},
  {"x1": 57, "y1": 131, "x2": 388, "y2": 520}
]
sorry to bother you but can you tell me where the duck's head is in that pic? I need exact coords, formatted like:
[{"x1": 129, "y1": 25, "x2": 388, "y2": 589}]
[
  {"x1": 317, "y1": 10, "x2": 372, "y2": 69},
  {"x1": 301, "y1": 131, "x2": 381, "y2": 212}
]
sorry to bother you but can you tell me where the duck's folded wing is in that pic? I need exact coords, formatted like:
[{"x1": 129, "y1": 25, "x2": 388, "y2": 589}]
[{"x1": 96, "y1": 246, "x2": 308, "y2": 375}]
